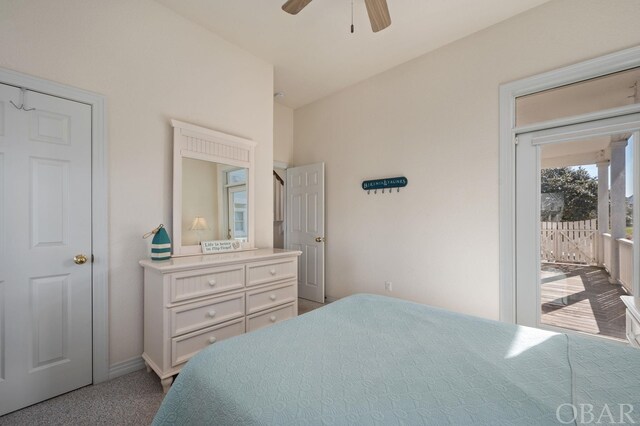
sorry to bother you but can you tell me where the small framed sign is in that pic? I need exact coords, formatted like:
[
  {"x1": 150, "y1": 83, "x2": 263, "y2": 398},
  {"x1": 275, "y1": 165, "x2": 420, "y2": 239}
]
[
  {"x1": 201, "y1": 240, "x2": 242, "y2": 254},
  {"x1": 362, "y1": 176, "x2": 408, "y2": 194}
]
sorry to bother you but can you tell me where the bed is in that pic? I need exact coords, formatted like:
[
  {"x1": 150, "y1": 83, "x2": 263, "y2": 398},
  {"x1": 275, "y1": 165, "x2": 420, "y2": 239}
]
[{"x1": 153, "y1": 294, "x2": 640, "y2": 425}]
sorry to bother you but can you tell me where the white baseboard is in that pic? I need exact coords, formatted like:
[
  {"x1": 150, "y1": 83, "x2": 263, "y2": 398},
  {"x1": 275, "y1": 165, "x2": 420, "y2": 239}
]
[{"x1": 108, "y1": 356, "x2": 146, "y2": 380}]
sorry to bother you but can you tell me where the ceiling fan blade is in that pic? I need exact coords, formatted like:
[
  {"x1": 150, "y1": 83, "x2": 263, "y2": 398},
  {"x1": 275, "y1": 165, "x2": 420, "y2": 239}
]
[
  {"x1": 282, "y1": 0, "x2": 312, "y2": 15},
  {"x1": 364, "y1": 0, "x2": 391, "y2": 32}
]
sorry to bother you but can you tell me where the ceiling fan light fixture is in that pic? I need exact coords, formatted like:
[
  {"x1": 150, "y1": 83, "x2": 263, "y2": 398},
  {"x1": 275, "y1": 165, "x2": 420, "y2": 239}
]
[
  {"x1": 282, "y1": 0, "x2": 391, "y2": 33},
  {"x1": 364, "y1": 0, "x2": 391, "y2": 33},
  {"x1": 282, "y1": 0, "x2": 313, "y2": 15}
]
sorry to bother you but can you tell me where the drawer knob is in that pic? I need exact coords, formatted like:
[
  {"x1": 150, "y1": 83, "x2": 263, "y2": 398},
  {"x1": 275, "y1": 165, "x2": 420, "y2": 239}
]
[
  {"x1": 208, "y1": 279, "x2": 217, "y2": 286},
  {"x1": 269, "y1": 269, "x2": 276, "y2": 275},
  {"x1": 269, "y1": 294, "x2": 277, "y2": 301},
  {"x1": 207, "y1": 310, "x2": 216, "y2": 318},
  {"x1": 270, "y1": 315, "x2": 277, "y2": 322},
  {"x1": 208, "y1": 336, "x2": 217, "y2": 344}
]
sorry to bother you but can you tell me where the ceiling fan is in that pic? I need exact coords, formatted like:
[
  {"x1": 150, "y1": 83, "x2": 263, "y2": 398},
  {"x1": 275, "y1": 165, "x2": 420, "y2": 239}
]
[{"x1": 282, "y1": 0, "x2": 392, "y2": 33}]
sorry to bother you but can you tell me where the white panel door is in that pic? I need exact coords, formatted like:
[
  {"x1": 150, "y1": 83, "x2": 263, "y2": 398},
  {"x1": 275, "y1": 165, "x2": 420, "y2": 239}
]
[
  {"x1": 0, "y1": 83, "x2": 92, "y2": 415},
  {"x1": 286, "y1": 163, "x2": 325, "y2": 303}
]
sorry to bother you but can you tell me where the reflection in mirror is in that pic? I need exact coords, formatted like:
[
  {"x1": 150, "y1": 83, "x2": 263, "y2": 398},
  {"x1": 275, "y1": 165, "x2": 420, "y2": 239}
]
[{"x1": 181, "y1": 157, "x2": 248, "y2": 247}]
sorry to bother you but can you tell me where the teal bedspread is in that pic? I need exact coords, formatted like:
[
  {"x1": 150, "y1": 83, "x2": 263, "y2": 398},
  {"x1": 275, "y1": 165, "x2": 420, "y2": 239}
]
[{"x1": 153, "y1": 294, "x2": 640, "y2": 425}]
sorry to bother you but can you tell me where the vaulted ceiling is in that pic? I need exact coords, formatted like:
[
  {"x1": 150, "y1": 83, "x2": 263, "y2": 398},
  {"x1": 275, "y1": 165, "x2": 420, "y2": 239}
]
[{"x1": 156, "y1": 0, "x2": 550, "y2": 108}]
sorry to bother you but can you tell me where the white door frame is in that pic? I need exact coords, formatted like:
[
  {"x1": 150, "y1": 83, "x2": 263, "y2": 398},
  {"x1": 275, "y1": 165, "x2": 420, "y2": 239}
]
[
  {"x1": 499, "y1": 45, "x2": 640, "y2": 323},
  {"x1": 0, "y1": 67, "x2": 109, "y2": 383}
]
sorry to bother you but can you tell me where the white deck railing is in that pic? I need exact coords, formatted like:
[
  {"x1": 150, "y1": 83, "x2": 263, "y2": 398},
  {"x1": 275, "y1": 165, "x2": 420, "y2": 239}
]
[
  {"x1": 541, "y1": 219, "x2": 597, "y2": 264},
  {"x1": 603, "y1": 233, "x2": 612, "y2": 271},
  {"x1": 542, "y1": 223, "x2": 633, "y2": 294},
  {"x1": 618, "y1": 238, "x2": 634, "y2": 293},
  {"x1": 602, "y1": 233, "x2": 634, "y2": 294}
]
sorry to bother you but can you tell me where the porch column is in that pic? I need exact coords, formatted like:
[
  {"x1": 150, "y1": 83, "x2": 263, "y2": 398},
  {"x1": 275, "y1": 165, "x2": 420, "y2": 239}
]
[
  {"x1": 608, "y1": 139, "x2": 628, "y2": 283},
  {"x1": 596, "y1": 160, "x2": 609, "y2": 267}
]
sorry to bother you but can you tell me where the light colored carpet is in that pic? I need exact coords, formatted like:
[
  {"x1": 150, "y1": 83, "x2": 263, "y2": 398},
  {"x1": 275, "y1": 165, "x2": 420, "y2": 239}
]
[
  {"x1": 1, "y1": 299, "x2": 325, "y2": 425},
  {"x1": 298, "y1": 297, "x2": 325, "y2": 315},
  {"x1": 0, "y1": 369, "x2": 164, "y2": 425}
]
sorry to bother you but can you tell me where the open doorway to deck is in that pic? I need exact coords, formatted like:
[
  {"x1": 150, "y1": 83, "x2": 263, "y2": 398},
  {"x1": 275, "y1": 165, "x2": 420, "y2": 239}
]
[
  {"x1": 516, "y1": 118, "x2": 638, "y2": 342},
  {"x1": 538, "y1": 134, "x2": 634, "y2": 341}
]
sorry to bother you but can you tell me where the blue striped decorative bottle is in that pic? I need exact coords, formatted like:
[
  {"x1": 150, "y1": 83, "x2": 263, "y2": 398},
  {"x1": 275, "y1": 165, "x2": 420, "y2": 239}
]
[{"x1": 151, "y1": 225, "x2": 172, "y2": 261}]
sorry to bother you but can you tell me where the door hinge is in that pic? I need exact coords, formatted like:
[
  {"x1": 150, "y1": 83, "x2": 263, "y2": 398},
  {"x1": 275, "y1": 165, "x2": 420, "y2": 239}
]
[{"x1": 514, "y1": 136, "x2": 519, "y2": 145}]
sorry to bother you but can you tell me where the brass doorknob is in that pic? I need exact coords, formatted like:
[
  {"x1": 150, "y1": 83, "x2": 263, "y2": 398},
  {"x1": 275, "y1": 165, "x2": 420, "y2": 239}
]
[
  {"x1": 74, "y1": 254, "x2": 88, "y2": 265},
  {"x1": 315, "y1": 237, "x2": 325, "y2": 243}
]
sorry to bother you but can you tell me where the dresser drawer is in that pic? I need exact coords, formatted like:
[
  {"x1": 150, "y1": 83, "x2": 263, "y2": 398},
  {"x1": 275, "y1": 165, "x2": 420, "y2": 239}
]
[
  {"x1": 246, "y1": 282, "x2": 296, "y2": 315},
  {"x1": 627, "y1": 311, "x2": 640, "y2": 348},
  {"x1": 170, "y1": 293, "x2": 245, "y2": 337},
  {"x1": 171, "y1": 318, "x2": 245, "y2": 367},
  {"x1": 247, "y1": 303, "x2": 296, "y2": 332},
  {"x1": 170, "y1": 265, "x2": 245, "y2": 303},
  {"x1": 246, "y1": 258, "x2": 296, "y2": 287}
]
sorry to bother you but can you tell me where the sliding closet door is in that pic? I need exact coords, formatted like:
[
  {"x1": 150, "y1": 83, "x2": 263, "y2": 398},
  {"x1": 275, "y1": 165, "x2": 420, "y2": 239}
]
[{"x1": 0, "y1": 83, "x2": 93, "y2": 415}]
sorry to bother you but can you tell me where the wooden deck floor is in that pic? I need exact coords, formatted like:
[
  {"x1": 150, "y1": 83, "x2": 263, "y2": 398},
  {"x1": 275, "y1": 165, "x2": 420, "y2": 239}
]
[{"x1": 540, "y1": 263, "x2": 629, "y2": 341}]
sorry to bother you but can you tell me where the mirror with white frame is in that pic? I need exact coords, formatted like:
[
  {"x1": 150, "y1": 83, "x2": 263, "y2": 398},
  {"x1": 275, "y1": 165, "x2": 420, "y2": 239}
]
[{"x1": 172, "y1": 119, "x2": 256, "y2": 256}]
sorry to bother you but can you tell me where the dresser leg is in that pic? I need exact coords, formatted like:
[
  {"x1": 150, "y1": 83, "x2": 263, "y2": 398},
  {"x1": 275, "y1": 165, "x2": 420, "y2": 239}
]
[
  {"x1": 144, "y1": 361, "x2": 151, "y2": 373},
  {"x1": 161, "y1": 376, "x2": 173, "y2": 394}
]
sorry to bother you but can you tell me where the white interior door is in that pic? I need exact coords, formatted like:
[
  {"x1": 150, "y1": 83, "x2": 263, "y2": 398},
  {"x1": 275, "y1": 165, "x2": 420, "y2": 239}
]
[
  {"x1": 0, "y1": 83, "x2": 93, "y2": 415},
  {"x1": 516, "y1": 114, "x2": 640, "y2": 332},
  {"x1": 286, "y1": 163, "x2": 325, "y2": 303}
]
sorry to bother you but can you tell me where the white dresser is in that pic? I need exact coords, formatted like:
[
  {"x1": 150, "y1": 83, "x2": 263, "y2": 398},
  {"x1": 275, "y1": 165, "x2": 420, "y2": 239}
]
[{"x1": 140, "y1": 248, "x2": 301, "y2": 392}]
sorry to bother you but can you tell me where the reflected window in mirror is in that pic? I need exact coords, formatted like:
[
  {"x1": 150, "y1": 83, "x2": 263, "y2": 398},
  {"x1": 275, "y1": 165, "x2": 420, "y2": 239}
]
[{"x1": 224, "y1": 168, "x2": 248, "y2": 241}]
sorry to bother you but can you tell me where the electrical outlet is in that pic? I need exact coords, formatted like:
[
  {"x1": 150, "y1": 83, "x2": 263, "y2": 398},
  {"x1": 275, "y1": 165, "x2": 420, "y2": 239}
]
[{"x1": 384, "y1": 281, "x2": 393, "y2": 292}]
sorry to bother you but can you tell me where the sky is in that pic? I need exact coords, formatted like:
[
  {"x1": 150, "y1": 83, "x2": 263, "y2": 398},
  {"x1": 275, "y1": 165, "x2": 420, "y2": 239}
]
[{"x1": 573, "y1": 135, "x2": 634, "y2": 197}]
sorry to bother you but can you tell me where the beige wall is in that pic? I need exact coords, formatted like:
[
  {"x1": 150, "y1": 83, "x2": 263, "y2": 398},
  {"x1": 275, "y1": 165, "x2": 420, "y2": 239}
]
[
  {"x1": 274, "y1": 102, "x2": 294, "y2": 165},
  {"x1": 294, "y1": 0, "x2": 640, "y2": 319},
  {"x1": 0, "y1": 0, "x2": 274, "y2": 366}
]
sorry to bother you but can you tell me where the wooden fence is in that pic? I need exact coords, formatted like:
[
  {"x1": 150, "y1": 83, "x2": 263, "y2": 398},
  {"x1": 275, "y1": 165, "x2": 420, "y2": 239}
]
[{"x1": 541, "y1": 219, "x2": 597, "y2": 264}]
